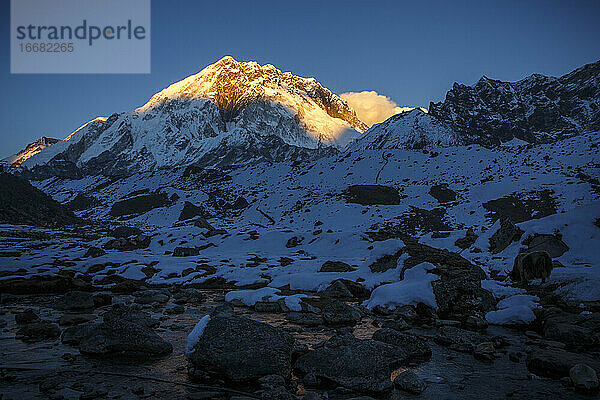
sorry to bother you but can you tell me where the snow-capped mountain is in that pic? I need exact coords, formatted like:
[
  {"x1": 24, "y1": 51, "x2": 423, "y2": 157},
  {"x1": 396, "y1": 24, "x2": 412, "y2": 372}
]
[
  {"x1": 347, "y1": 108, "x2": 459, "y2": 151},
  {"x1": 22, "y1": 57, "x2": 367, "y2": 176},
  {"x1": 2, "y1": 136, "x2": 61, "y2": 168},
  {"x1": 429, "y1": 60, "x2": 600, "y2": 145}
]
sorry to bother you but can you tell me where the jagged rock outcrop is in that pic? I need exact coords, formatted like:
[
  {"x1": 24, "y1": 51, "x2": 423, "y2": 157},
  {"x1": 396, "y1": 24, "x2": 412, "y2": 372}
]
[{"x1": 429, "y1": 60, "x2": 600, "y2": 145}]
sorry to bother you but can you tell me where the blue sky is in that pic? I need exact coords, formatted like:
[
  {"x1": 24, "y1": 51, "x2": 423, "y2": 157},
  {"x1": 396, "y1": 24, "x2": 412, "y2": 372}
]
[{"x1": 1, "y1": 0, "x2": 599, "y2": 155}]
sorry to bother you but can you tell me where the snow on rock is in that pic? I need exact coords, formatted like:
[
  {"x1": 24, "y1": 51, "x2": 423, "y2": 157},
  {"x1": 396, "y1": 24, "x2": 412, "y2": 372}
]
[
  {"x1": 224, "y1": 287, "x2": 307, "y2": 311},
  {"x1": 363, "y1": 262, "x2": 439, "y2": 310},
  {"x1": 185, "y1": 314, "x2": 211, "y2": 356},
  {"x1": 485, "y1": 294, "x2": 540, "y2": 325}
]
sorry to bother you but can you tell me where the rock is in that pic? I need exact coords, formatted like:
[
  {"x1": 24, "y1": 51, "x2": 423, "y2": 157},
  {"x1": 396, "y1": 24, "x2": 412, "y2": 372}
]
[
  {"x1": 372, "y1": 328, "x2": 432, "y2": 362},
  {"x1": 294, "y1": 334, "x2": 408, "y2": 393},
  {"x1": 285, "y1": 236, "x2": 301, "y2": 248},
  {"x1": 109, "y1": 192, "x2": 170, "y2": 217},
  {"x1": 345, "y1": 185, "x2": 401, "y2": 205},
  {"x1": 164, "y1": 305, "x2": 185, "y2": 315},
  {"x1": 570, "y1": 364, "x2": 599, "y2": 392},
  {"x1": 16, "y1": 321, "x2": 61, "y2": 341},
  {"x1": 434, "y1": 326, "x2": 488, "y2": 352},
  {"x1": 103, "y1": 234, "x2": 151, "y2": 251},
  {"x1": 464, "y1": 314, "x2": 488, "y2": 331},
  {"x1": 0, "y1": 275, "x2": 91, "y2": 295},
  {"x1": 179, "y1": 201, "x2": 207, "y2": 221},
  {"x1": 378, "y1": 319, "x2": 410, "y2": 332},
  {"x1": 488, "y1": 218, "x2": 524, "y2": 254},
  {"x1": 172, "y1": 288, "x2": 205, "y2": 304},
  {"x1": 255, "y1": 302, "x2": 282, "y2": 313},
  {"x1": 61, "y1": 323, "x2": 94, "y2": 346},
  {"x1": 103, "y1": 305, "x2": 160, "y2": 328},
  {"x1": 110, "y1": 280, "x2": 146, "y2": 294},
  {"x1": 55, "y1": 291, "x2": 94, "y2": 311},
  {"x1": 258, "y1": 374, "x2": 286, "y2": 389},
  {"x1": 286, "y1": 312, "x2": 324, "y2": 327},
  {"x1": 66, "y1": 193, "x2": 98, "y2": 211},
  {"x1": 187, "y1": 315, "x2": 296, "y2": 382},
  {"x1": 321, "y1": 300, "x2": 361, "y2": 326},
  {"x1": 432, "y1": 276, "x2": 495, "y2": 318},
  {"x1": 369, "y1": 253, "x2": 401, "y2": 273},
  {"x1": 92, "y1": 293, "x2": 112, "y2": 308},
  {"x1": 79, "y1": 306, "x2": 171, "y2": 357},
  {"x1": 428, "y1": 184, "x2": 456, "y2": 203},
  {"x1": 58, "y1": 313, "x2": 95, "y2": 326},
  {"x1": 173, "y1": 246, "x2": 200, "y2": 257},
  {"x1": 454, "y1": 228, "x2": 478, "y2": 250},
  {"x1": 319, "y1": 280, "x2": 353, "y2": 299},
  {"x1": 84, "y1": 246, "x2": 106, "y2": 258},
  {"x1": 526, "y1": 349, "x2": 600, "y2": 379},
  {"x1": 393, "y1": 370, "x2": 426, "y2": 394},
  {"x1": 473, "y1": 342, "x2": 495, "y2": 361},
  {"x1": 134, "y1": 289, "x2": 171, "y2": 305},
  {"x1": 319, "y1": 261, "x2": 355, "y2": 272},
  {"x1": 109, "y1": 226, "x2": 144, "y2": 238},
  {"x1": 543, "y1": 318, "x2": 597, "y2": 347},
  {"x1": 525, "y1": 233, "x2": 569, "y2": 258},
  {"x1": 228, "y1": 197, "x2": 249, "y2": 210},
  {"x1": 14, "y1": 309, "x2": 40, "y2": 324}
]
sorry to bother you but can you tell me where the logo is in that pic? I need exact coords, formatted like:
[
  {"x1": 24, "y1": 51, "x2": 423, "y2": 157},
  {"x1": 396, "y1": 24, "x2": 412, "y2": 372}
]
[{"x1": 11, "y1": 0, "x2": 151, "y2": 74}]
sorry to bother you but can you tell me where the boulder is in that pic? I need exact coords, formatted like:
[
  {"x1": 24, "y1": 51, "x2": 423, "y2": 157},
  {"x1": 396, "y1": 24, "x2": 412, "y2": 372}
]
[
  {"x1": 434, "y1": 326, "x2": 488, "y2": 352},
  {"x1": 84, "y1": 246, "x2": 106, "y2": 258},
  {"x1": 570, "y1": 364, "x2": 599, "y2": 392},
  {"x1": 525, "y1": 233, "x2": 569, "y2": 258},
  {"x1": 321, "y1": 300, "x2": 361, "y2": 326},
  {"x1": 55, "y1": 291, "x2": 94, "y2": 311},
  {"x1": 454, "y1": 228, "x2": 478, "y2": 250},
  {"x1": 0, "y1": 275, "x2": 91, "y2": 295},
  {"x1": 319, "y1": 280, "x2": 353, "y2": 299},
  {"x1": 488, "y1": 218, "x2": 523, "y2": 254},
  {"x1": 134, "y1": 289, "x2": 170, "y2": 305},
  {"x1": 428, "y1": 184, "x2": 456, "y2": 203},
  {"x1": 294, "y1": 334, "x2": 408, "y2": 393},
  {"x1": 345, "y1": 185, "x2": 401, "y2": 206},
  {"x1": 372, "y1": 328, "x2": 432, "y2": 362},
  {"x1": 14, "y1": 309, "x2": 40, "y2": 324},
  {"x1": 179, "y1": 201, "x2": 207, "y2": 221},
  {"x1": 16, "y1": 321, "x2": 61, "y2": 341},
  {"x1": 393, "y1": 370, "x2": 427, "y2": 394},
  {"x1": 543, "y1": 317, "x2": 597, "y2": 347},
  {"x1": 109, "y1": 226, "x2": 143, "y2": 238},
  {"x1": 172, "y1": 288, "x2": 205, "y2": 305},
  {"x1": 286, "y1": 312, "x2": 324, "y2": 327},
  {"x1": 526, "y1": 349, "x2": 600, "y2": 379},
  {"x1": 173, "y1": 247, "x2": 200, "y2": 257},
  {"x1": 187, "y1": 316, "x2": 296, "y2": 382},
  {"x1": 78, "y1": 306, "x2": 170, "y2": 357},
  {"x1": 103, "y1": 234, "x2": 151, "y2": 251},
  {"x1": 319, "y1": 261, "x2": 355, "y2": 273},
  {"x1": 109, "y1": 192, "x2": 170, "y2": 217}
]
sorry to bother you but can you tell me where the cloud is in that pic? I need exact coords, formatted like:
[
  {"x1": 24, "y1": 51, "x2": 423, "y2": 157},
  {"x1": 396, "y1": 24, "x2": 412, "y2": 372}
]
[{"x1": 340, "y1": 91, "x2": 411, "y2": 127}]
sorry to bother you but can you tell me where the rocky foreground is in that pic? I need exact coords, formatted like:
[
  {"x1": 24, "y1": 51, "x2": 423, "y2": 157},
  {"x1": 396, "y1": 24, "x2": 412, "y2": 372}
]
[{"x1": 1, "y1": 242, "x2": 599, "y2": 400}]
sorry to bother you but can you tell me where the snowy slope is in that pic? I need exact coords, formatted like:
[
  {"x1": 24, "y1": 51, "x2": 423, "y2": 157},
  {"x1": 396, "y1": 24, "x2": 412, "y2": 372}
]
[
  {"x1": 7, "y1": 130, "x2": 599, "y2": 304},
  {"x1": 347, "y1": 109, "x2": 459, "y2": 151},
  {"x1": 2, "y1": 136, "x2": 61, "y2": 168}
]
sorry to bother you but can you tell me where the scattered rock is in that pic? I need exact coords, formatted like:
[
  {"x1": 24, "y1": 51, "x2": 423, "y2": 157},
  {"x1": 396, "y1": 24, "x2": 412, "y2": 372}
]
[
  {"x1": 172, "y1": 288, "x2": 205, "y2": 304},
  {"x1": 0, "y1": 275, "x2": 90, "y2": 295},
  {"x1": 393, "y1": 370, "x2": 426, "y2": 394},
  {"x1": 187, "y1": 315, "x2": 296, "y2": 382},
  {"x1": 473, "y1": 342, "x2": 495, "y2": 361},
  {"x1": 104, "y1": 234, "x2": 151, "y2": 251}
]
